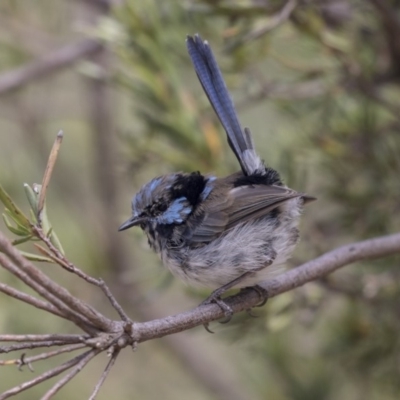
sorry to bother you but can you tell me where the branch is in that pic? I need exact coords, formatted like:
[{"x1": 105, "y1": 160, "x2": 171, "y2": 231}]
[
  {"x1": 0, "y1": 281, "x2": 65, "y2": 318},
  {"x1": 0, "y1": 252, "x2": 107, "y2": 334},
  {"x1": 88, "y1": 349, "x2": 119, "y2": 400},
  {"x1": 0, "y1": 228, "x2": 399, "y2": 397},
  {"x1": 0, "y1": 234, "x2": 112, "y2": 332},
  {"x1": 40, "y1": 350, "x2": 100, "y2": 400},
  {"x1": 0, "y1": 334, "x2": 87, "y2": 343},
  {"x1": 129, "y1": 232, "x2": 400, "y2": 342},
  {"x1": 0, "y1": 39, "x2": 103, "y2": 95},
  {"x1": 0, "y1": 350, "x2": 96, "y2": 400},
  {"x1": 370, "y1": 0, "x2": 400, "y2": 75},
  {"x1": 225, "y1": 0, "x2": 298, "y2": 51},
  {"x1": 0, "y1": 344, "x2": 87, "y2": 369}
]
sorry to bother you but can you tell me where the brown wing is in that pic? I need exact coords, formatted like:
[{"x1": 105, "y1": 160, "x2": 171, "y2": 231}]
[{"x1": 187, "y1": 185, "x2": 302, "y2": 244}]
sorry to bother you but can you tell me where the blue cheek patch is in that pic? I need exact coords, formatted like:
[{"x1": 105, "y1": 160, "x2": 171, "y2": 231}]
[
  {"x1": 200, "y1": 176, "x2": 216, "y2": 200},
  {"x1": 158, "y1": 197, "x2": 192, "y2": 225}
]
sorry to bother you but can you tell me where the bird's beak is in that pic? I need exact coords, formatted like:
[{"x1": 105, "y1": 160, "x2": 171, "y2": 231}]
[{"x1": 118, "y1": 216, "x2": 147, "y2": 232}]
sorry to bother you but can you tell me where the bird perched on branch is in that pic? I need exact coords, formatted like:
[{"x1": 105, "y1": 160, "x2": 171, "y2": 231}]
[{"x1": 119, "y1": 34, "x2": 314, "y2": 319}]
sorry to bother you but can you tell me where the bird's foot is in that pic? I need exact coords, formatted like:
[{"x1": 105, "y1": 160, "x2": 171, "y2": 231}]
[
  {"x1": 198, "y1": 272, "x2": 254, "y2": 333},
  {"x1": 241, "y1": 285, "x2": 269, "y2": 317},
  {"x1": 200, "y1": 291, "x2": 234, "y2": 333}
]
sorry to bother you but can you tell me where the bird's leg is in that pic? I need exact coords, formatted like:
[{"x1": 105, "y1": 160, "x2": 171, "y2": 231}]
[{"x1": 200, "y1": 272, "x2": 253, "y2": 330}]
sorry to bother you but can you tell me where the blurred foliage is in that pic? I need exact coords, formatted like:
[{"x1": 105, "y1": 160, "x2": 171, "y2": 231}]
[
  {"x1": 103, "y1": 1, "x2": 227, "y2": 175},
  {"x1": 0, "y1": 0, "x2": 400, "y2": 399}
]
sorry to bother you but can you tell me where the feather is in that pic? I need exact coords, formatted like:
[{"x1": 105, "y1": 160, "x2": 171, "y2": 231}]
[
  {"x1": 186, "y1": 184, "x2": 302, "y2": 243},
  {"x1": 186, "y1": 34, "x2": 264, "y2": 176}
]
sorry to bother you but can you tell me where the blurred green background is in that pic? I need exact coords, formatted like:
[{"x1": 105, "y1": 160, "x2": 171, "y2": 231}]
[{"x1": 0, "y1": 0, "x2": 400, "y2": 399}]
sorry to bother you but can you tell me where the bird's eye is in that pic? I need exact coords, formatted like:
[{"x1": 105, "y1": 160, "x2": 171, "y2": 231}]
[{"x1": 157, "y1": 203, "x2": 168, "y2": 212}]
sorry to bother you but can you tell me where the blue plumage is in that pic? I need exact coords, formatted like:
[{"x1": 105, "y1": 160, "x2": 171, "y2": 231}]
[
  {"x1": 119, "y1": 35, "x2": 314, "y2": 321},
  {"x1": 199, "y1": 176, "x2": 216, "y2": 201},
  {"x1": 158, "y1": 197, "x2": 192, "y2": 224}
]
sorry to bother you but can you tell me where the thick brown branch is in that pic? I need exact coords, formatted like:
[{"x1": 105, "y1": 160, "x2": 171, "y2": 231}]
[
  {"x1": 128, "y1": 232, "x2": 400, "y2": 342},
  {"x1": 0, "y1": 227, "x2": 398, "y2": 398}
]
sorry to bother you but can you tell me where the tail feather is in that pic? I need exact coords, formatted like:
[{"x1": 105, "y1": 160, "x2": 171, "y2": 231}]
[{"x1": 186, "y1": 34, "x2": 263, "y2": 176}]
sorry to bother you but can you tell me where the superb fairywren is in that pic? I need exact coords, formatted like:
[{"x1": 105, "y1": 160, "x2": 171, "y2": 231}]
[{"x1": 119, "y1": 34, "x2": 314, "y2": 314}]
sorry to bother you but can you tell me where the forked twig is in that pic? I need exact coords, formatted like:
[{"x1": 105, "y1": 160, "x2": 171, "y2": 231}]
[{"x1": 0, "y1": 250, "x2": 107, "y2": 333}]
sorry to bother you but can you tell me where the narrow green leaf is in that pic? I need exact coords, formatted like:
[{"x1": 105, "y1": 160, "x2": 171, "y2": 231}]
[
  {"x1": 12, "y1": 236, "x2": 34, "y2": 246},
  {"x1": 0, "y1": 183, "x2": 30, "y2": 228},
  {"x1": 24, "y1": 183, "x2": 39, "y2": 217},
  {"x1": 4, "y1": 209, "x2": 31, "y2": 232},
  {"x1": 48, "y1": 230, "x2": 65, "y2": 255},
  {"x1": 19, "y1": 251, "x2": 54, "y2": 263},
  {"x1": 2, "y1": 213, "x2": 31, "y2": 236}
]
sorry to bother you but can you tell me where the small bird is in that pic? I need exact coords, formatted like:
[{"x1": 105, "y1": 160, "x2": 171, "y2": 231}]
[{"x1": 119, "y1": 34, "x2": 314, "y2": 317}]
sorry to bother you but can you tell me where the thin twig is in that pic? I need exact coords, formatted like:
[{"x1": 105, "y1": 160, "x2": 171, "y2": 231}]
[
  {"x1": 0, "y1": 334, "x2": 87, "y2": 343},
  {"x1": 33, "y1": 226, "x2": 130, "y2": 321},
  {"x1": 0, "y1": 252, "x2": 100, "y2": 334},
  {"x1": 0, "y1": 282, "x2": 64, "y2": 318},
  {"x1": 41, "y1": 349, "x2": 100, "y2": 400},
  {"x1": 0, "y1": 341, "x2": 79, "y2": 354},
  {"x1": 0, "y1": 234, "x2": 112, "y2": 332},
  {"x1": 0, "y1": 343, "x2": 86, "y2": 368},
  {"x1": 98, "y1": 279, "x2": 130, "y2": 321},
  {"x1": 224, "y1": 0, "x2": 298, "y2": 51},
  {"x1": 37, "y1": 131, "x2": 63, "y2": 220},
  {"x1": 0, "y1": 350, "x2": 94, "y2": 400},
  {"x1": 88, "y1": 349, "x2": 120, "y2": 400}
]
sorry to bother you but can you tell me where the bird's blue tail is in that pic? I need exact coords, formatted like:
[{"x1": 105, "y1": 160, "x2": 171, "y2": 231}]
[{"x1": 186, "y1": 34, "x2": 264, "y2": 176}]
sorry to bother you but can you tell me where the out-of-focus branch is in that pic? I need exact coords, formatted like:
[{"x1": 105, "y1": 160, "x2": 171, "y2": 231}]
[
  {"x1": 370, "y1": 0, "x2": 400, "y2": 75},
  {"x1": 225, "y1": 0, "x2": 298, "y2": 51},
  {"x1": 236, "y1": 79, "x2": 327, "y2": 113},
  {"x1": 0, "y1": 39, "x2": 103, "y2": 95}
]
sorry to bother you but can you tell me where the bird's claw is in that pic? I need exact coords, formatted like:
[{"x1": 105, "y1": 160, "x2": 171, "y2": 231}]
[
  {"x1": 200, "y1": 292, "x2": 234, "y2": 332},
  {"x1": 240, "y1": 285, "x2": 269, "y2": 308}
]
